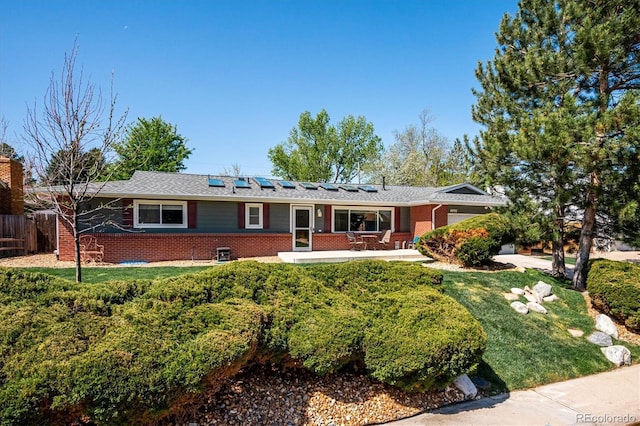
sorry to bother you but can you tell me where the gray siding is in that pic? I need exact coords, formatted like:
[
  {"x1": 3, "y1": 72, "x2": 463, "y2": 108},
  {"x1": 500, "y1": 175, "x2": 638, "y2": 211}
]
[
  {"x1": 399, "y1": 207, "x2": 410, "y2": 232},
  {"x1": 269, "y1": 203, "x2": 290, "y2": 232},
  {"x1": 198, "y1": 201, "x2": 237, "y2": 231},
  {"x1": 448, "y1": 205, "x2": 490, "y2": 215}
]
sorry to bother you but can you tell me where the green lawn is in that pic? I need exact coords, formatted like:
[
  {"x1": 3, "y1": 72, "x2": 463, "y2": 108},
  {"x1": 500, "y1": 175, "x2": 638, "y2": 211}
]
[
  {"x1": 440, "y1": 268, "x2": 640, "y2": 392},
  {"x1": 541, "y1": 255, "x2": 577, "y2": 265},
  {"x1": 24, "y1": 266, "x2": 212, "y2": 283}
]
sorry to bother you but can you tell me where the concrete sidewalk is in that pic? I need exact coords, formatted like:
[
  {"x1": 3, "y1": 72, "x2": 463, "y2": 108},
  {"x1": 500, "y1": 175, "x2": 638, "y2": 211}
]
[{"x1": 390, "y1": 364, "x2": 640, "y2": 425}]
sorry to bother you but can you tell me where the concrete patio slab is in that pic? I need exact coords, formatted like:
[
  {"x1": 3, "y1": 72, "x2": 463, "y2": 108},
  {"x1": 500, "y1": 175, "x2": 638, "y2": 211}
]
[{"x1": 277, "y1": 249, "x2": 428, "y2": 264}]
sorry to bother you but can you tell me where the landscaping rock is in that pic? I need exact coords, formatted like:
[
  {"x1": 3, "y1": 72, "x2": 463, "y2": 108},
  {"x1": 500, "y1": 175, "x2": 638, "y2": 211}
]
[
  {"x1": 514, "y1": 266, "x2": 526, "y2": 273},
  {"x1": 533, "y1": 281, "x2": 553, "y2": 298},
  {"x1": 567, "y1": 328, "x2": 584, "y2": 337},
  {"x1": 587, "y1": 332, "x2": 613, "y2": 347},
  {"x1": 470, "y1": 376, "x2": 491, "y2": 391},
  {"x1": 510, "y1": 301, "x2": 529, "y2": 314},
  {"x1": 526, "y1": 301, "x2": 547, "y2": 314},
  {"x1": 511, "y1": 288, "x2": 525, "y2": 295},
  {"x1": 504, "y1": 293, "x2": 519, "y2": 301},
  {"x1": 524, "y1": 293, "x2": 541, "y2": 304},
  {"x1": 595, "y1": 314, "x2": 619, "y2": 339},
  {"x1": 543, "y1": 295, "x2": 559, "y2": 302},
  {"x1": 452, "y1": 374, "x2": 478, "y2": 399},
  {"x1": 600, "y1": 345, "x2": 631, "y2": 366}
]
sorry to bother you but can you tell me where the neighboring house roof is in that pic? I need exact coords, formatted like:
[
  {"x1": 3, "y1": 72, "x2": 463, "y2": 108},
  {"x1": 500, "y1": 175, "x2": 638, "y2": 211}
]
[{"x1": 93, "y1": 171, "x2": 507, "y2": 207}]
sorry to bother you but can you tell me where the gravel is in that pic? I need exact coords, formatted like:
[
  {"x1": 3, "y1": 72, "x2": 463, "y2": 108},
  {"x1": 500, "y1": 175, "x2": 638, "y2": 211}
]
[{"x1": 159, "y1": 364, "x2": 466, "y2": 426}]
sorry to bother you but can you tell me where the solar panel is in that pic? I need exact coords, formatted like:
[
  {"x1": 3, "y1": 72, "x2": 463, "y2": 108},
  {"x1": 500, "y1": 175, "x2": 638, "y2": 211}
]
[
  {"x1": 234, "y1": 179, "x2": 251, "y2": 188},
  {"x1": 339, "y1": 184, "x2": 359, "y2": 192},
  {"x1": 358, "y1": 185, "x2": 378, "y2": 193},
  {"x1": 320, "y1": 183, "x2": 339, "y2": 191},
  {"x1": 254, "y1": 177, "x2": 275, "y2": 189},
  {"x1": 300, "y1": 182, "x2": 318, "y2": 190},
  {"x1": 208, "y1": 177, "x2": 225, "y2": 187},
  {"x1": 278, "y1": 180, "x2": 296, "y2": 189}
]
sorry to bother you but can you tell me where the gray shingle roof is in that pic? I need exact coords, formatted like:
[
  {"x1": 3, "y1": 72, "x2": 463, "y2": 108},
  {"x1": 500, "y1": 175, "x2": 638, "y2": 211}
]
[{"x1": 97, "y1": 171, "x2": 507, "y2": 207}]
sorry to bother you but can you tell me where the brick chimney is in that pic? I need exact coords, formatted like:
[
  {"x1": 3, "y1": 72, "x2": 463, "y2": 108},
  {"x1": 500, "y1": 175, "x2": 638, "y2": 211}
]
[{"x1": 0, "y1": 156, "x2": 24, "y2": 215}]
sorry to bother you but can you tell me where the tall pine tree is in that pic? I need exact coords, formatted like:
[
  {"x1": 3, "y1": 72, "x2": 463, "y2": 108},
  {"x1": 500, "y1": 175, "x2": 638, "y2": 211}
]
[{"x1": 472, "y1": 0, "x2": 640, "y2": 289}]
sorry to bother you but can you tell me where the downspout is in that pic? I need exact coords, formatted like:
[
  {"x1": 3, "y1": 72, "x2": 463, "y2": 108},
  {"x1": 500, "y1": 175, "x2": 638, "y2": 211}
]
[{"x1": 432, "y1": 204, "x2": 444, "y2": 230}]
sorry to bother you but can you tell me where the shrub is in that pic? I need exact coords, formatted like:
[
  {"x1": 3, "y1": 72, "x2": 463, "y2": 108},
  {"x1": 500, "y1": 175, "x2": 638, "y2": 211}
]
[
  {"x1": 0, "y1": 261, "x2": 484, "y2": 424},
  {"x1": 587, "y1": 259, "x2": 640, "y2": 333},
  {"x1": 417, "y1": 213, "x2": 513, "y2": 266}
]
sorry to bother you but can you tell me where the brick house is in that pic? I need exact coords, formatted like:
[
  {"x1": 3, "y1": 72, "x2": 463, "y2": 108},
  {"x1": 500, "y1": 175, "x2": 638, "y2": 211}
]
[
  {"x1": 56, "y1": 171, "x2": 506, "y2": 262},
  {"x1": 0, "y1": 157, "x2": 24, "y2": 215}
]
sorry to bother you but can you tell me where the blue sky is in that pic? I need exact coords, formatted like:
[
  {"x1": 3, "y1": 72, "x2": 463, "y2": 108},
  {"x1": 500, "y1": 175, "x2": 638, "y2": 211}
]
[{"x1": 1, "y1": 0, "x2": 517, "y2": 177}]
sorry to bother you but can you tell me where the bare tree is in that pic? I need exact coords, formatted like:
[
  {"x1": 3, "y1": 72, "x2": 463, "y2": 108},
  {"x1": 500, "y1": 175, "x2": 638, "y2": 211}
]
[
  {"x1": 222, "y1": 163, "x2": 243, "y2": 177},
  {"x1": 23, "y1": 42, "x2": 127, "y2": 282}
]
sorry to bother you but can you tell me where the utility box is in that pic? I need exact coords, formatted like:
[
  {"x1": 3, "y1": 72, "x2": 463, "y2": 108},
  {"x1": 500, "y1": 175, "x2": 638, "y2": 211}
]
[{"x1": 216, "y1": 247, "x2": 231, "y2": 262}]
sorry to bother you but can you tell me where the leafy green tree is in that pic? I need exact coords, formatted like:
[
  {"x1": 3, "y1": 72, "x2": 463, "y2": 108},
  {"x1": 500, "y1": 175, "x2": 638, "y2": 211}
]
[
  {"x1": 368, "y1": 110, "x2": 474, "y2": 187},
  {"x1": 109, "y1": 117, "x2": 192, "y2": 180},
  {"x1": 472, "y1": 0, "x2": 640, "y2": 287},
  {"x1": 268, "y1": 109, "x2": 383, "y2": 183}
]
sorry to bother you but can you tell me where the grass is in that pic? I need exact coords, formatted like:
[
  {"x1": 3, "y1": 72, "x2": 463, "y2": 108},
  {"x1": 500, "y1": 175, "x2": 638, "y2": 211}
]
[
  {"x1": 541, "y1": 255, "x2": 576, "y2": 265},
  {"x1": 23, "y1": 266, "x2": 211, "y2": 283},
  {"x1": 440, "y1": 268, "x2": 640, "y2": 392}
]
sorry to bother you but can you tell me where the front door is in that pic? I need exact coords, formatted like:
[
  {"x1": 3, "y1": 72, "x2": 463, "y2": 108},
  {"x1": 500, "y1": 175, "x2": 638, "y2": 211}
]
[{"x1": 292, "y1": 206, "x2": 313, "y2": 251}]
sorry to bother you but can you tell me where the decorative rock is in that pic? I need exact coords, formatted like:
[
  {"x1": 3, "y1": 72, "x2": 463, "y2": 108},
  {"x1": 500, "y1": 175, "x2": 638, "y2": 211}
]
[
  {"x1": 568, "y1": 328, "x2": 584, "y2": 337},
  {"x1": 524, "y1": 293, "x2": 540, "y2": 304},
  {"x1": 470, "y1": 376, "x2": 492, "y2": 390},
  {"x1": 511, "y1": 288, "x2": 525, "y2": 295},
  {"x1": 504, "y1": 293, "x2": 520, "y2": 301},
  {"x1": 510, "y1": 301, "x2": 529, "y2": 314},
  {"x1": 543, "y1": 295, "x2": 559, "y2": 302},
  {"x1": 453, "y1": 374, "x2": 478, "y2": 399},
  {"x1": 533, "y1": 281, "x2": 553, "y2": 298},
  {"x1": 600, "y1": 345, "x2": 631, "y2": 366},
  {"x1": 515, "y1": 266, "x2": 526, "y2": 273},
  {"x1": 595, "y1": 314, "x2": 619, "y2": 339},
  {"x1": 526, "y1": 301, "x2": 547, "y2": 314},
  {"x1": 587, "y1": 332, "x2": 613, "y2": 347}
]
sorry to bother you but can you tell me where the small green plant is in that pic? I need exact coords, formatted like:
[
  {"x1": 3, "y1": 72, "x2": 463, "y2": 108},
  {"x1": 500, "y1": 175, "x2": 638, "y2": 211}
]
[{"x1": 587, "y1": 259, "x2": 640, "y2": 332}]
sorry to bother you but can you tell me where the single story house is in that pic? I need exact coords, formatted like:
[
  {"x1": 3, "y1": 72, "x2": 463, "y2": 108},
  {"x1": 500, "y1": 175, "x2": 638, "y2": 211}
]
[{"x1": 56, "y1": 171, "x2": 507, "y2": 262}]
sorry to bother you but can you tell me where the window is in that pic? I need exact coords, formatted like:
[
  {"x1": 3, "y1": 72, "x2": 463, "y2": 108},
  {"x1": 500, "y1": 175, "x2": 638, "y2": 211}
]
[
  {"x1": 246, "y1": 203, "x2": 263, "y2": 229},
  {"x1": 134, "y1": 201, "x2": 187, "y2": 228},
  {"x1": 333, "y1": 207, "x2": 393, "y2": 232}
]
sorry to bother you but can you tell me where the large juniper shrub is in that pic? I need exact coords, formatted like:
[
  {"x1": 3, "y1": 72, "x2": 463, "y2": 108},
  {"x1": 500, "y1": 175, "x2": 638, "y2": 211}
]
[{"x1": 0, "y1": 261, "x2": 485, "y2": 425}]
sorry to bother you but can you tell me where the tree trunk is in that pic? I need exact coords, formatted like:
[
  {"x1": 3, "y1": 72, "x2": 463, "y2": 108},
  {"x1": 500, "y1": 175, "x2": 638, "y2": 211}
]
[
  {"x1": 551, "y1": 239, "x2": 566, "y2": 278},
  {"x1": 551, "y1": 202, "x2": 566, "y2": 278},
  {"x1": 74, "y1": 212, "x2": 82, "y2": 283},
  {"x1": 573, "y1": 194, "x2": 597, "y2": 291}
]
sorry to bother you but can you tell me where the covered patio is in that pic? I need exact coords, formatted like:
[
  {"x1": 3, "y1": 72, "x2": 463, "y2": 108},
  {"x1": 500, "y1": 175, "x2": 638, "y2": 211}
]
[{"x1": 277, "y1": 248, "x2": 428, "y2": 264}]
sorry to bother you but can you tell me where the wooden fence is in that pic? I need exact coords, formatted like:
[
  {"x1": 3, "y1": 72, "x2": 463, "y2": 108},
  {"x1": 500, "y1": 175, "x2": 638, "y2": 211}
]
[{"x1": 0, "y1": 214, "x2": 57, "y2": 257}]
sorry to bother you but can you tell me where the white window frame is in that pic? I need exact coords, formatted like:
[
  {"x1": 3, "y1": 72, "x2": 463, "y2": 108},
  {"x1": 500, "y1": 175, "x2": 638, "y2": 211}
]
[
  {"x1": 133, "y1": 200, "x2": 188, "y2": 228},
  {"x1": 331, "y1": 205, "x2": 394, "y2": 233},
  {"x1": 245, "y1": 203, "x2": 263, "y2": 229}
]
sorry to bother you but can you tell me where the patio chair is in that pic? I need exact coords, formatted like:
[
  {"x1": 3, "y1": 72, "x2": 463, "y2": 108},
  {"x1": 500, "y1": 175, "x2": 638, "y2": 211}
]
[
  {"x1": 407, "y1": 236, "x2": 420, "y2": 249},
  {"x1": 377, "y1": 230, "x2": 391, "y2": 249},
  {"x1": 80, "y1": 236, "x2": 104, "y2": 263},
  {"x1": 346, "y1": 232, "x2": 364, "y2": 251}
]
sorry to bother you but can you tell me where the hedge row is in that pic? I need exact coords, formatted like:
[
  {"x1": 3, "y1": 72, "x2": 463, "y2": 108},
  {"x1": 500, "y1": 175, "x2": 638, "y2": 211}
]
[
  {"x1": 417, "y1": 213, "x2": 513, "y2": 266},
  {"x1": 0, "y1": 261, "x2": 485, "y2": 425},
  {"x1": 587, "y1": 259, "x2": 640, "y2": 332}
]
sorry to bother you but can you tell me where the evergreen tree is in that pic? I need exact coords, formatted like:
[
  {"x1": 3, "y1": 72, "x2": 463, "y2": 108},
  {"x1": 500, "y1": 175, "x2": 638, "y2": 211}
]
[{"x1": 472, "y1": 0, "x2": 640, "y2": 287}]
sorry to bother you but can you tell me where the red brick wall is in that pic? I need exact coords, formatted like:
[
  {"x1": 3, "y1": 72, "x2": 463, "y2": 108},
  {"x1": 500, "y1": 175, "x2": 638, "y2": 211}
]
[
  {"x1": 57, "y1": 225, "x2": 414, "y2": 262},
  {"x1": 411, "y1": 204, "x2": 448, "y2": 238},
  {"x1": 0, "y1": 157, "x2": 24, "y2": 215}
]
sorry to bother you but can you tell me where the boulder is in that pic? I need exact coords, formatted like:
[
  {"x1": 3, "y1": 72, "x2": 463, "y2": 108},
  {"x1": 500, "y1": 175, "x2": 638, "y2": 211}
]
[
  {"x1": 510, "y1": 301, "x2": 529, "y2": 314},
  {"x1": 524, "y1": 293, "x2": 541, "y2": 304},
  {"x1": 543, "y1": 295, "x2": 559, "y2": 302},
  {"x1": 567, "y1": 328, "x2": 584, "y2": 337},
  {"x1": 587, "y1": 331, "x2": 613, "y2": 347},
  {"x1": 600, "y1": 345, "x2": 631, "y2": 366},
  {"x1": 453, "y1": 374, "x2": 478, "y2": 399},
  {"x1": 504, "y1": 293, "x2": 520, "y2": 301},
  {"x1": 526, "y1": 301, "x2": 547, "y2": 314},
  {"x1": 511, "y1": 288, "x2": 525, "y2": 295},
  {"x1": 515, "y1": 266, "x2": 526, "y2": 273},
  {"x1": 533, "y1": 281, "x2": 553, "y2": 298},
  {"x1": 595, "y1": 314, "x2": 619, "y2": 339}
]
